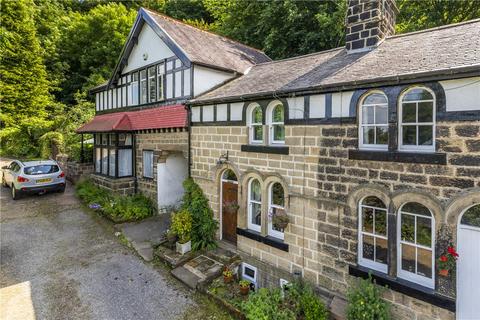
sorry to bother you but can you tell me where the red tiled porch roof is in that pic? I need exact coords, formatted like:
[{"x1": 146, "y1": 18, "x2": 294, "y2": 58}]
[{"x1": 76, "y1": 104, "x2": 187, "y2": 133}]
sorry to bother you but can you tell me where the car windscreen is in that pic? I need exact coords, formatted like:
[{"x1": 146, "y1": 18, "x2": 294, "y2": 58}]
[{"x1": 24, "y1": 165, "x2": 60, "y2": 175}]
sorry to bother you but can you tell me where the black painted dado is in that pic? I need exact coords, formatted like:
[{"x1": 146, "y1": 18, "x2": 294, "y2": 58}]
[
  {"x1": 348, "y1": 149, "x2": 447, "y2": 165},
  {"x1": 241, "y1": 144, "x2": 289, "y2": 155},
  {"x1": 237, "y1": 228, "x2": 289, "y2": 252},
  {"x1": 349, "y1": 265, "x2": 456, "y2": 312}
]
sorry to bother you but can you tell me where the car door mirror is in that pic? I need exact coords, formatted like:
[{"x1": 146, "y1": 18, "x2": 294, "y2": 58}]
[{"x1": 1, "y1": 166, "x2": 8, "y2": 170}]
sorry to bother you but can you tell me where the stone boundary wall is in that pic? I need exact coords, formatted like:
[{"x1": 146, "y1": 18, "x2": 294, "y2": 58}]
[
  {"x1": 56, "y1": 154, "x2": 94, "y2": 184},
  {"x1": 191, "y1": 121, "x2": 480, "y2": 320},
  {"x1": 90, "y1": 174, "x2": 135, "y2": 195}
]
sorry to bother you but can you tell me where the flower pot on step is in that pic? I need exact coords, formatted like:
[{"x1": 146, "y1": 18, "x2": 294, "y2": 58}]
[
  {"x1": 239, "y1": 286, "x2": 250, "y2": 295},
  {"x1": 176, "y1": 240, "x2": 191, "y2": 255},
  {"x1": 224, "y1": 275, "x2": 233, "y2": 284},
  {"x1": 439, "y1": 269, "x2": 449, "y2": 277}
]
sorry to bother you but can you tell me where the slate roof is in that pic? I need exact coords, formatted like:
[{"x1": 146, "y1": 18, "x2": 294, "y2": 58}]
[
  {"x1": 77, "y1": 105, "x2": 187, "y2": 133},
  {"x1": 144, "y1": 9, "x2": 271, "y2": 73},
  {"x1": 191, "y1": 19, "x2": 480, "y2": 104}
]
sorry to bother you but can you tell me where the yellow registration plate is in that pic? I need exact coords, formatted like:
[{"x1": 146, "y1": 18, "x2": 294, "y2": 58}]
[{"x1": 36, "y1": 178, "x2": 52, "y2": 184}]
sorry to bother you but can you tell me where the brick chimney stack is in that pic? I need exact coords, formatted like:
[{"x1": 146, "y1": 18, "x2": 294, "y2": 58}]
[{"x1": 345, "y1": 0, "x2": 398, "y2": 52}]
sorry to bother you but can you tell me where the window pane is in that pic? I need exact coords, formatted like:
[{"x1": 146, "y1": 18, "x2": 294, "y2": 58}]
[
  {"x1": 417, "y1": 101, "x2": 433, "y2": 122},
  {"x1": 244, "y1": 267, "x2": 255, "y2": 279},
  {"x1": 109, "y1": 149, "x2": 116, "y2": 177},
  {"x1": 362, "y1": 235, "x2": 374, "y2": 261},
  {"x1": 253, "y1": 125, "x2": 263, "y2": 141},
  {"x1": 402, "y1": 203, "x2": 431, "y2": 216},
  {"x1": 101, "y1": 134, "x2": 108, "y2": 145},
  {"x1": 403, "y1": 88, "x2": 433, "y2": 101},
  {"x1": 362, "y1": 127, "x2": 375, "y2": 144},
  {"x1": 418, "y1": 126, "x2": 433, "y2": 146},
  {"x1": 102, "y1": 148, "x2": 108, "y2": 175},
  {"x1": 253, "y1": 106, "x2": 262, "y2": 123},
  {"x1": 157, "y1": 75, "x2": 163, "y2": 100},
  {"x1": 140, "y1": 70, "x2": 147, "y2": 104},
  {"x1": 362, "y1": 105, "x2": 375, "y2": 124},
  {"x1": 251, "y1": 202, "x2": 261, "y2": 226},
  {"x1": 271, "y1": 207, "x2": 284, "y2": 232},
  {"x1": 272, "y1": 183, "x2": 284, "y2": 206},
  {"x1": 402, "y1": 125, "x2": 416, "y2": 145},
  {"x1": 364, "y1": 93, "x2": 387, "y2": 105},
  {"x1": 461, "y1": 204, "x2": 480, "y2": 227},
  {"x1": 118, "y1": 149, "x2": 132, "y2": 177},
  {"x1": 251, "y1": 180, "x2": 261, "y2": 201},
  {"x1": 273, "y1": 125, "x2": 285, "y2": 142},
  {"x1": 362, "y1": 207, "x2": 374, "y2": 233},
  {"x1": 149, "y1": 67, "x2": 156, "y2": 102},
  {"x1": 401, "y1": 244, "x2": 416, "y2": 273},
  {"x1": 118, "y1": 134, "x2": 132, "y2": 146},
  {"x1": 376, "y1": 238, "x2": 388, "y2": 264},
  {"x1": 402, "y1": 102, "x2": 416, "y2": 122},
  {"x1": 375, "y1": 209, "x2": 387, "y2": 236},
  {"x1": 363, "y1": 196, "x2": 386, "y2": 208},
  {"x1": 416, "y1": 216, "x2": 432, "y2": 247},
  {"x1": 417, "y1": 248, "x2": 432, "y2": 278},
  {"x1": 222, "y1": 169, "x2": 237, "y2": 181},
  {"x1": 375, "y1": 105, "x2": 388, "y2": 124},
  {"x1": 95, "y1": 148, "x2": 101, "y2": 173},
  {"x1": 272, "y1": 104, "x2": 284, "y2": 122},
  {"x1": 401, "y1": 214, "x2": 415, "y2": 243},
  {"x1": 109, "y1": 134, "x2": 117, "y2": 146},
  {"x1": 143, "y1": 151, "x2": 153, "y2": 178},
  {"x1": 376, "y1": 126, "x2": 388, "y2": 145}
]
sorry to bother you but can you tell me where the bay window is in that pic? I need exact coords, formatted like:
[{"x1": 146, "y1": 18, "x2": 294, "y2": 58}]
[{"x1": 93, "y1": 133, "x2": 133, "y2": 178}]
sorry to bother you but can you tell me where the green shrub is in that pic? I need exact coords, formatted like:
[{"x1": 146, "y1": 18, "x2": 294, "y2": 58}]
[
  {"x1": 171, "y1": 209, "x2": 192, "y2": 243},
  {"x1": 181, "y1": 178, "x2": 218, "y2": 250},
  {"x1": 346, "y1": 275, "x2": 390, "y2": 320},
  {"x1": 284, "y1": 281, "x2": 328, "y2": 320},
  {"x1": 241, "y1": 288, "x2": 295, "y2": 320},
  {"x1": 39, "y1": 131, "x2": 64, "y2": 159},
  {"x1": 68, "y1": 142, "x2": 93, "y2": 163}
]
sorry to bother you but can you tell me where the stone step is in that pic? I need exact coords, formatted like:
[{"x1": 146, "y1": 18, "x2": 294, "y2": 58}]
[
  {"x1": 171, "y1": 254, "x2": 224, "y2": 290},
  {"x1": 329, "y1": 295, "x2": 347, "y2": 320}
]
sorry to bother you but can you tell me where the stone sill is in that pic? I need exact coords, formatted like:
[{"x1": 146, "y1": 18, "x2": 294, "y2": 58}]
[
  {"x1": 91, "y1": 173, "x2": 135, "y2": 180},
  {"x1": 240, "y1": 144, "x2": 289, "y2": 155},
  {"x1": 236, "y1": 228, "x2": 289, "y2": 252},
  {"x1": 348, "y1": 149, "x2": 447, "y2": 165},
  {"x1": 349, "y1": 265, "x2": 455, "y2": 312}
]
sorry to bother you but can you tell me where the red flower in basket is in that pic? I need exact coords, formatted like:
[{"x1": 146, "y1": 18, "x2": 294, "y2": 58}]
[
  {"x1": 438, "y1": 245, "x2": 459, "y2": 277},
  {"x1": 447, "y1": 246, "x2": 459, "y2": 257},
  {"x1": 440, "y1": 255, "x2": 448, "y2": 262}
]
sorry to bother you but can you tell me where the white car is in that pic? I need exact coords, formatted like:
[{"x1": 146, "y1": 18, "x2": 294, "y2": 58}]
[{"x1": 1, "y1": 160, "x2": 66, "y2": 200}]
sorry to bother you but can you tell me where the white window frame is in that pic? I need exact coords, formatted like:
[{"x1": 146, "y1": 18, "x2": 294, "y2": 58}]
[
  {"x1": 142, "y1": 150, "x2": 154, "y2": 178},
  {"x1": 241, "y1": 263, "x2": 257, "y2": 289},
  {"x1": 398, "y1": 87, "x2": 436, "y2": 153},
  {"x1": 139, "y1": 69, "x2": 147, "y2": 104},
  {"x1": 358, "y1": 91, "x2": 389, "y2": 150},
  {"x1": 358, "y1": 196, "x2": 388, "y2": 273},
  {"x1": 268, "y1": 182, "x2": 285, "y2": 240},
  {"x1": 247, "y1": 179, "x2": 262, "y2": 232},
  {"x1": 128, "y1": 73, "x2": 138, "y2": 106},
  {"x1": 397, "y1": 203, "x2": 435, "y2": 288},
  {"x1": 148, "y1": 66, "x2": 156, "y2": 103},
  {"x1": 157, "y1": 63, "x2": 164, "y2": 101},
  {"x1": 266, "y1": 101, "x2": 285, "y2": 145},
  {"x1": 247, "y1": 103, "x2": 263, "y2": 144}
]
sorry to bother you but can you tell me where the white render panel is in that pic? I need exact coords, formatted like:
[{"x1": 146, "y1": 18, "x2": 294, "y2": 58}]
[
  {"x1": 230, "y1": 102, "x2": 243, "y2": 121},
  {"x1": 95, "y1": 93, "x2": 100, "y2": 111},
  {"x1": 166, "y1": 73, "x2": 173, "y2": 99},
  {"x1": 174, "y1": 71, "x2": 182, "y2": 97},
  {"x1": 191, "y1": 107, "x2": 201, "y2": 122},
  {"x1": 122, "y1": 86, "x2": 127, "y2": 107},
  {"x1": 157, "y1": 154, "x2": 188, "y2": 208},
  {"x1": 203, "y1": 105, "x2": 214, "y2": 122},
  {"x1": 441, "y1": 77, "x2": 480, "y2": 111},
  {"x1": 309, "y1": 94, "x2": 326, "y2": 118},
  {"x1": 331, "y1": 91, "x2": 354, "y2": 117},
  {"x1": 183, "y1": 68, "x2": 191, "y2": 96},
  {"x1": 122, "y1": 24, "x2": 175, "y2": 73},
  {"x1": 193, "y1": 65, "x2": 234, "y2": 96},
  {"x1": 217, "y1": 104, "x2": 228, "y2": 121},
  {"x1": 287, "y1": 96, "x2": 305, "y2": 119}
]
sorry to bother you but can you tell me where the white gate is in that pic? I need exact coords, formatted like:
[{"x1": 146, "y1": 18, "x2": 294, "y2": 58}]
[
  {"x1": 157, "y1": 154, "x2": 188, "y2": 209},
  {"x1": 457, "y1": 204, "x2": 480, "y2": 320}
]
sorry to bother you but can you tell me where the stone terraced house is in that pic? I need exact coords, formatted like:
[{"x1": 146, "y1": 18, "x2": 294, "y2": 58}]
[{"x1": 78, "y1": 1, "x2": 480, "y2": 319}]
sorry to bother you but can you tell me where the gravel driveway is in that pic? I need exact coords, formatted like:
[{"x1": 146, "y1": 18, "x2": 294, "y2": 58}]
[{"x1": 0, "y1": 159, "x2": 195, "y2": 320}]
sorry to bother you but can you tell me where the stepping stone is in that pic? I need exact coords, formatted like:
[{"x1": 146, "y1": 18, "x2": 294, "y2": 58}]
[
  {"x1": 171, "y1": 254, "x2": 224, "y2": 289},
  {"x1": 171, "y1": 266, "x2": 201, "y2": 289},
  {"x1": 329, "y1": 295, "x2": 347, "y2": 320}
]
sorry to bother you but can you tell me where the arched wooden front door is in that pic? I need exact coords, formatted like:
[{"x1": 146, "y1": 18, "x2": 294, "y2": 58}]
[
  {"x1": 221, "y1": 170, "x2": 238, "y2": 245},
  {"x1": 457, "y1": 204, "x2": 480, "y2": 320}
]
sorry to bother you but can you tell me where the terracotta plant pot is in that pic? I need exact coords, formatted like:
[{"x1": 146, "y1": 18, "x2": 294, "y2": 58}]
[
  {"x1": 439, "y1": 269, "x2": 449, "y2": 277},
  {"x1": 239, "y1": 286, "x2": 250, "y2": 295},
  {"x1": 223, "y1": 275, "x2": 233, "y2": 284}
]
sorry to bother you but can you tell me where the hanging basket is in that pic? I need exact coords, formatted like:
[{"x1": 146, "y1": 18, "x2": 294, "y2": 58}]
[
  {"x1": 272, "y1": 209, "x2": 290, "y2": 229},
  {"x1": 439, "y1": 269, "x2": 449, "y2": 277}
]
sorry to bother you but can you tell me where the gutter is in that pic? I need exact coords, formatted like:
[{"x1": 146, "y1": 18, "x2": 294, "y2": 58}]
[{"x1": 185, "y1": 105, "x2": 192, "y2": 178}]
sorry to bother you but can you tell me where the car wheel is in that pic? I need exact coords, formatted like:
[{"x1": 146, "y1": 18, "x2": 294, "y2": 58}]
[{"x1": 11, "y1": 186, "x2": 20, "y2": 200}]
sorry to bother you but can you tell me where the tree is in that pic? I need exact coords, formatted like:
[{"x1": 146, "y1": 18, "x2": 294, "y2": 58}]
[{"x1": 396, "y1": 0, "x2": 480, "y2": 33}]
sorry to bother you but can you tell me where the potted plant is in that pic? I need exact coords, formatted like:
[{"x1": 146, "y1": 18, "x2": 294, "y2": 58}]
[
  {"x1": 271, "y1": 209, "x2": 290, "y2": 230},
  {"x1": 223, "y1": 268, "x2": 234, "y2": 283},
  {"x1": 438, "y1": 245, "x2": 459, "y2": 277},
  {"x1": 171, "y1": 210, "x2": 192, "y2": 255},
  {"x1": 239, "y1": 280, "x2": 250, "y2": 295}
]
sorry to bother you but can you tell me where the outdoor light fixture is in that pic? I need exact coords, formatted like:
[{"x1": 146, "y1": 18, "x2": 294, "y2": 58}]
[{"x1": 217, "y1": 151, "x2": 229, "y2": 165}]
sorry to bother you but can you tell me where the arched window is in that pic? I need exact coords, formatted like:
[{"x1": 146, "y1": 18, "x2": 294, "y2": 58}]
[
  {"x1": 248, "y1": 104, "x2": 263, "y2": 144},
  {"x1": 267, "y1": 102, "x2": 285, "y2": 144},
  {"x1": 399, "y1": 87, "x2": 435, "y2": 152},
  {"x1": 248, "y1": 179, "x2": 262, "y2": 232},
  {"x1": 398, "y1": 202, "x2": 435, "y2": 288},
  {"x1": 268, "y1": 182, "x2": 285, "y2": 239},
  {"x1": 222, "y1": 169, "x2": 237, "y2": 182},
  {"x1": 358, "y1": 196, "x2": 388, "y2": 273},
  {"x1": 359, "y1": 92, "x2": 388, "y2": 150},
  {"x1": 460, "y1": 204, "x2": 480, "y2": 228}
]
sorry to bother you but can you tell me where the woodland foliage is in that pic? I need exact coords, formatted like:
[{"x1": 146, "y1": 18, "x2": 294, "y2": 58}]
[{"x1": 1, "y1": 0, "x2": 478, "y2": 158}]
